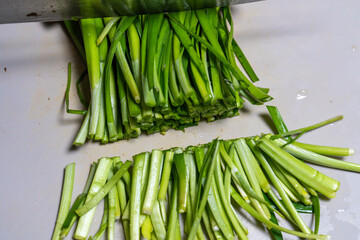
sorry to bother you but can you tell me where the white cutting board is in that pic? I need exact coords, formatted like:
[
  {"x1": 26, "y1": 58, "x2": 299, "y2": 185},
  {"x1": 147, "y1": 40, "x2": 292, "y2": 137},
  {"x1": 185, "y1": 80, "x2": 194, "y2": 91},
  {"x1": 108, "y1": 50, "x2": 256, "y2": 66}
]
[{"x1": 0, "y1": 0, "x2": 359, "y2": 239}]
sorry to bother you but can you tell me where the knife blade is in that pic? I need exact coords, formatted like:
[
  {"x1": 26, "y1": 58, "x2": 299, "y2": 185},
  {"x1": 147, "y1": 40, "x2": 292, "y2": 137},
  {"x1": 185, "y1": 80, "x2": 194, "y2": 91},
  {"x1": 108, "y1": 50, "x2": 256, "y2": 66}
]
[{"x1": 0, "y1": 0, "x2": 262, "y2": 24}]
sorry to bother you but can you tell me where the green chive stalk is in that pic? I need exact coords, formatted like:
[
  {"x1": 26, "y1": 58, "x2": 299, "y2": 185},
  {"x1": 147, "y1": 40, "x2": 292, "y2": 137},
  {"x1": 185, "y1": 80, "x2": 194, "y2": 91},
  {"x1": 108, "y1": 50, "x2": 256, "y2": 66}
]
[
  {"x1": 107, "y1": 166, "x2": 117, "y2": 240},
  {"x1": 273, "y1": 138, "x2": 360, "y2": 172},
  {"x1": 74, "y1": 158, "x2": 112, "y2": 239},
  {"x1": 88, "y1": 196, "x2": 108, "y2": 240},
  {"x1": 142, "y1": 150, "x2": 163, "y2": 214},
  {"x1": 158, "y1": 150, "x2": 174, "y2": 200},
  {"x1": 174, "y1": 151, "x2": 189, "y2": 213},
  {"x1": 60, "y1": 162, "x2": 97, "y2": 238},
  {"x1": 257, "y1": 136, "x2": 339, "y2": 198},
  {"x1": 75, "y1": 160, "x2": 132, "y2": 216},
  {"x1": 80, "y1": 19, "x2": 102, "y2": 138},
  {"x1": 130, "y1": 153, "x2": 145, "y2": 240},
  {"x1": 51, "y1": 162, "x2": 75, "y2": 240}
]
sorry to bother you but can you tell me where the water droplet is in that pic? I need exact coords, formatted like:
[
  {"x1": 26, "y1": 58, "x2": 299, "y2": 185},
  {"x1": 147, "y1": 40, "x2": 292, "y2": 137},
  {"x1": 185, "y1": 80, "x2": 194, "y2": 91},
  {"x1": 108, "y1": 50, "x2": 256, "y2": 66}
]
[
  {"x1": 296, "y1": 89, "x2": 308, "y2": 100},
  {"x1": 351, "y1": 46, "x2": 356, "y2": 52}
]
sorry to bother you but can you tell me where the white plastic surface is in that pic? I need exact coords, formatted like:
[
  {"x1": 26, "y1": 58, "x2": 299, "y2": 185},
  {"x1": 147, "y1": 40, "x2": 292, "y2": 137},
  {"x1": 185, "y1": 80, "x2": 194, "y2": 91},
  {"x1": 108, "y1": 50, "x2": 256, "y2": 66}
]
[{"x1": 0, "y1": 0, "x2": 359, "y2": 239}]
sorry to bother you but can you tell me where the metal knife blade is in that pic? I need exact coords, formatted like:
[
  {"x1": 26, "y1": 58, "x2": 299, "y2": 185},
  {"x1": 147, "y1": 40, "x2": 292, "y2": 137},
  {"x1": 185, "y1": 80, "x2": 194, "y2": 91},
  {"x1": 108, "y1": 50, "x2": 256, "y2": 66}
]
[{"x1": 0, "y1": 0, "x2": 262, "y2": 24}]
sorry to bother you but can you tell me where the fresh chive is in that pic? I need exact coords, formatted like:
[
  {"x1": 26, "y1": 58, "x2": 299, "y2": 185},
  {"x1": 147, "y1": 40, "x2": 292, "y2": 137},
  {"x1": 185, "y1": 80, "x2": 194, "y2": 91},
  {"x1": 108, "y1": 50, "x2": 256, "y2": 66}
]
[
  {"x1": 270, "y1": 115, "x2": 343, "y2": 140},
  {"x1": 75, "y1": 160, "x2": 132, "y2": 216},
  {"x1": 142, "y1": 150, "x2": 163, "y2": 214},
  {"x1": 60, "y1": 162, "x2": 97, "y2": 238},
  {"x1": 130, "y1": 153, "x2": 145, "y2": 240},
  {"x1": 272, "y1": 138, "x2": 360, "y2": 172},
  {"x1": 65, "y1": 63, "x2": 88, "y2": 115},
  {"x1": 74, "y1": 158, "x2": 112, "y2": 239},
  {"x1": 291, "y1": 141, "x2": 354, "y2": 157},
  {"x1": 51, "y1": 163, "x2": 75, "y2": 240}
]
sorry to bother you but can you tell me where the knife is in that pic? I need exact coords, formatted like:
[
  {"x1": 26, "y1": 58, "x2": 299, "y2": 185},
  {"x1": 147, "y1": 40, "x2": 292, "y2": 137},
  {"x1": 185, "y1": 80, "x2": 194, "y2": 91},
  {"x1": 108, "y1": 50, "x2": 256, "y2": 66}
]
[{"x1": 0, "y1": 0, "x2": 262, "y2": 24}]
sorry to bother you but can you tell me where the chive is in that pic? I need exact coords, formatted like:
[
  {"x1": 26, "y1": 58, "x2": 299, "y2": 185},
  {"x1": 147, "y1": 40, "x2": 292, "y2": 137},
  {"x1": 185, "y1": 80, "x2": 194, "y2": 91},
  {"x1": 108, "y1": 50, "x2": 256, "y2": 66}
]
[
  {"x1": 158, "y1": 150, "x2": 175, "y2": 200},
  {"x1": 311, "y1": 195, "x2": 321, "y2": 234},
  {"x1": 167, "y1": 14, "x2": 271, "y2": 102},
  {"x1": 146, "y1": 14, "x2": 164, "y2": 91},
  {"x1": 74, "y1": 158, "x2": 112, "y2": 239},
  {"x1": 233, "y1": 140, "x2": 271, "y2": 219},
  {"x1": 247, "y1": 139, "x2": 312, "y2": 233},
  {"x1": 270, "y1": 115, "x2": 343, "y2": 140},
  {"x1": 214, "y1": 152, "x2": 248, "y2": 239},
  {"x1": 266, "y1": 105, "x2": 290, "y2": 140},
  {"x1": 80, "y1": 18, "x2": 102, "y2": 138},
  {"x1": 130, "y1": 153, "x2": 146, "y2": 240},
  {"x1": 169, "y1": 12, "x2": 208, "y2": 94},
  {"x1": 75, "y1": 160, "x2": 132, "y2": 216},
  {"x1": 188, "y1": 139, "x2": 219, "y2": 240},
  {"x1": 201, "y1": 208, "x2": 216, "y2": 240},
  {"x1": 105, "y1": 65, "x2": 119, "y2": 139},
  {"x1": 88, "y1": 196, "x2": 108, "y2": 240},
  {"x1": 142, "y1": 150, "x2": 163, "y2": 214},
  {"x1": 73, "y1": 108, "x2": 90, "y2": 146},
  {"x1": 266, "y1": 190, "x2": 294, "y2": 222},
  {"x1": 230, "y1": 190, "x2": 329, "y2": 239},
  {"x1": 174, "y1": 151, "x2": 189, "y2": 213},
  {"x1": 65, "y1": 63, "x2": 87, "y2": 115},
  {"x1": 228, "y1": 144, "x2": 249, "y2": 202},
  {"x1": 272, "y1": 138, "x2": 360, "y2": 172},
  {"x1": 257, "y1": 137, "x2": 338, "y2": 198},
  {"x1": 166, "y1": 170, "x2": 178, "y2": 240},
  {"x1": 97, "y1": 17, "x2": 120, "y2": 46},
  {"x1": 264, "y1": 194, "x2": 283, "y2": 240},
  {"x1": 219, "y1": 140, "x2": 275, "y2": 211},
  {"x1": 107, "y1": 166, "x2": 117, "y2": 240},
  {"x1": 291, "y1": 141, "x2": 354, "y2": 157},
  {"x1": 60, "y1": 162, "x2": 97, "y2": 238},
  {"x1": 150, "y1": 200, "x2": 167, "y2": 240},
  {"x1": 231, "y1": 39, "x2": 259, "y2": 83},
  {"x1": 51, "y1": 163, "x2": 75, "y2": 240},
  {"x1": 114, "y1": 159, "x2": 132, "y2": 196},
  {"x1": 112, "y1": 17, "x2": 141, "y2": 104},
  {"x1": 206, "y1": 177, "x2": 233, "y2": 239}
]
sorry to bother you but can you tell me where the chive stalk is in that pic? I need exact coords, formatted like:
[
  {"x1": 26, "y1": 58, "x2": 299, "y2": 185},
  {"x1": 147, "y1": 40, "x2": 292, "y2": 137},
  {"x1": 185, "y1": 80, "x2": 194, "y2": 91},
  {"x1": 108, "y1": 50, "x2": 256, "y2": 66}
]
[
  {"x1": 51, "y1": 162, "x2": 75, "y2": 240},
  {"x1": 130, "y1": 153, "x2": 145, "y2": 240},
  {"x1": 142, "y1": 150, "x2": 163, "y2": 214},
  {"x1": 75, "y1": 160, "x2": 132, "y2": 216},
  {"x1": 60, "y1": 162, "x2": 97, "y2": 238},
  {"x1": 74, "y1": 158, "x2": 112, "y2": 239}
]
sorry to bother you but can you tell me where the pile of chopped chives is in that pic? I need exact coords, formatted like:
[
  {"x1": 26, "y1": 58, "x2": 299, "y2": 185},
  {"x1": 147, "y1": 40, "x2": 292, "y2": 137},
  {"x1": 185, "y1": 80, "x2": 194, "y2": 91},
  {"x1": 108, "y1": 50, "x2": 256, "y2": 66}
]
[
  {"x1": 64, "y1": 7, "x2": 272, "y2": 146},
  {"x1": 52, "y1": 112, "x2": 359, "y2": 240}
]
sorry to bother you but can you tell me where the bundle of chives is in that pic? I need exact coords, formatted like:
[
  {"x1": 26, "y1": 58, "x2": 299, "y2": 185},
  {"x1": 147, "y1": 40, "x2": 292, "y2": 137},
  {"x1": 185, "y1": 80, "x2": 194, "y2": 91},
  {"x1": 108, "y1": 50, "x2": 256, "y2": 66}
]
[
  {"x1": 53, "y1": 114, "x2": 358, "y2": 240},
  {"x1": 64, "y1": 7, "x2": 272, "y2": 146}
]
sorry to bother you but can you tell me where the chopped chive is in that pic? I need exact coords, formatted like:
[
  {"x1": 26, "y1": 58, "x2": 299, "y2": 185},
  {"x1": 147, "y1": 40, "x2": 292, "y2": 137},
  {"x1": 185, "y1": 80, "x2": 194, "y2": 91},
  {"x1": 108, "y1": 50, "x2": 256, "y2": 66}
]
[
  {"x1": 271, "y1": 115, "x2": 343, "y2": 140},
  {"x1": 75, "y1": 160, "x2": 132, "y2": 216},
  {"x1": 51, "y1": 163, "x2": 75, "y2": 240}
]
